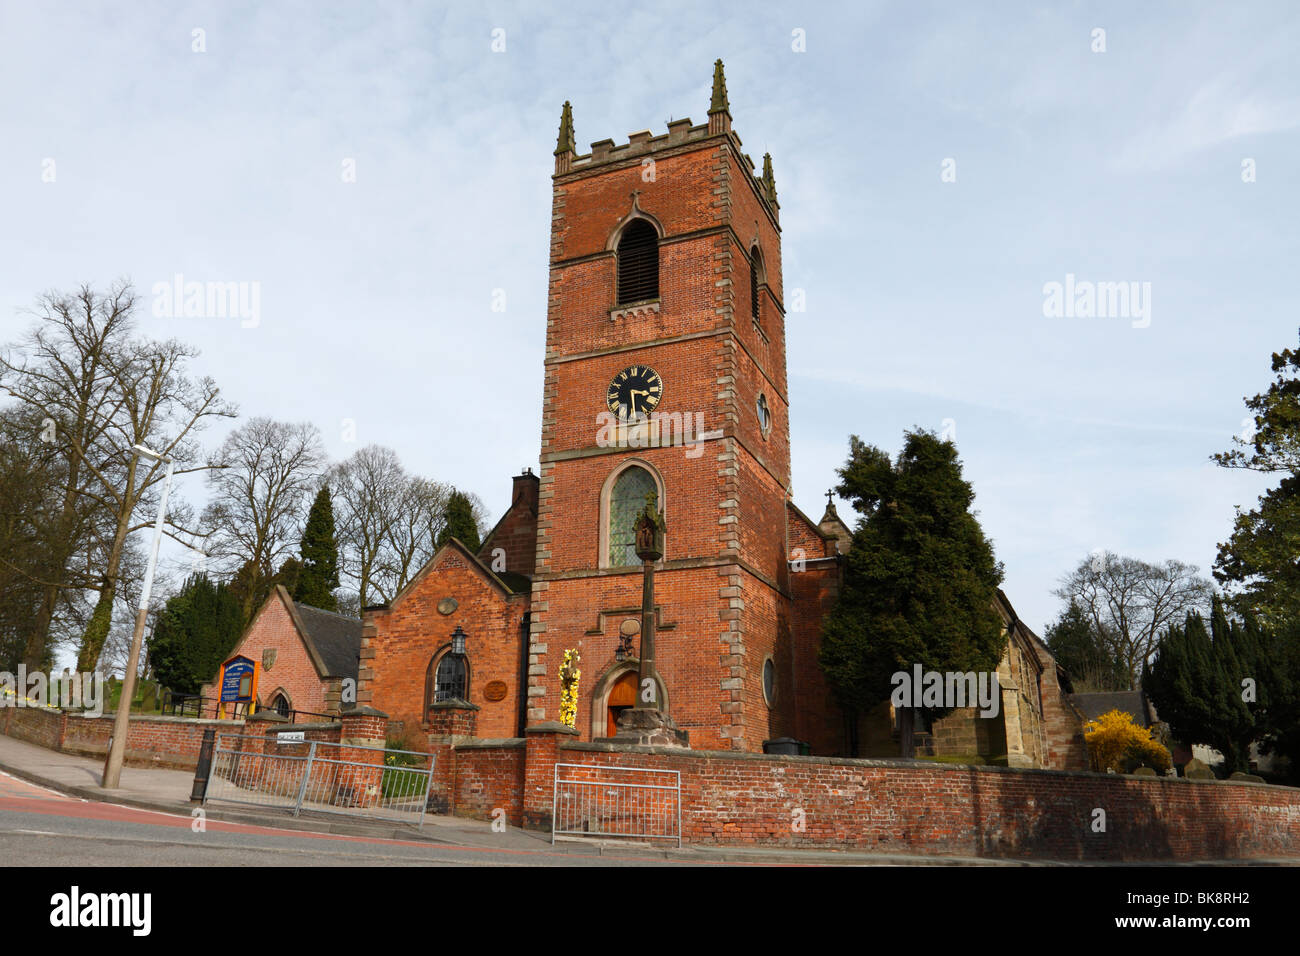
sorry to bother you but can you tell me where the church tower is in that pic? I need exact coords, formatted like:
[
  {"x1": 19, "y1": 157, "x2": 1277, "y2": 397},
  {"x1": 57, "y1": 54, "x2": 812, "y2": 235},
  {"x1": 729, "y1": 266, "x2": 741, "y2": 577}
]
[{"x1": 528, "y1": 62, "x2": 795, "y2": 751}]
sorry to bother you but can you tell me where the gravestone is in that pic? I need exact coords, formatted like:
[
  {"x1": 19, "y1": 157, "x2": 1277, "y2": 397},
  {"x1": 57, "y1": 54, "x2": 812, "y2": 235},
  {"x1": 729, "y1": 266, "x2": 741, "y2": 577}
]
[{"x1": 1228, "y1": 771, "x2": 1265, "y2": 784}]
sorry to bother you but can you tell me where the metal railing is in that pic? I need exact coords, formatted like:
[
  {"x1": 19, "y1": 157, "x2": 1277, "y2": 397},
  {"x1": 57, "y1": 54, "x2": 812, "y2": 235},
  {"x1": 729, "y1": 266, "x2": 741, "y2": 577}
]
[
  {"x1": 552, "y1": 763, "x2": 681, "y2": 847},
  {"x1": 162, "y1": 692, "x2": 334, "y2": 724},
  {"x1": 202, "y1": 732, "x2": 435, "y2": 828}
]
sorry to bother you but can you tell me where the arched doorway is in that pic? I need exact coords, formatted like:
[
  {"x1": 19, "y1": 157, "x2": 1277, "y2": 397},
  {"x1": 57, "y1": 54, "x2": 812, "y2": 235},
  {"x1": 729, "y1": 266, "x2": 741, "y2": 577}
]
[{"x1": 606, "y1": 671, "x2": 638, "y2": 737}]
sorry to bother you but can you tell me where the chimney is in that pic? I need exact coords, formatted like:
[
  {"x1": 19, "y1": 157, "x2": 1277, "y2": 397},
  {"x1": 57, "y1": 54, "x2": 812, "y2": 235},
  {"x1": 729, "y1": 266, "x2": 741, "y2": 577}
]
[{"x1": 514, "y1": 467, "x2": 540, "y2": 514}]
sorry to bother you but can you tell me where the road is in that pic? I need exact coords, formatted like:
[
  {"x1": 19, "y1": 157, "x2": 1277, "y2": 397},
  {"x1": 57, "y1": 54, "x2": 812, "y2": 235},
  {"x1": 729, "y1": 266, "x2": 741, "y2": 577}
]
[{"x1": 0, "y1": 771, "x2": 713, "y2": 867}]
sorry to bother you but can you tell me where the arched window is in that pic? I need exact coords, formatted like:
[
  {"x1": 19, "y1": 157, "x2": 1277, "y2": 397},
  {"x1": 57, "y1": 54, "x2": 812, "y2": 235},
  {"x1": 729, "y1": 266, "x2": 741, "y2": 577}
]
[
  {"x1": 270, "y1": 692, "x2": 291, "y2": 718},
  {"x1": 608, "y1": 466, "x2": 658, "y2": 567},
  {"x1": 617, "y1": 219, "x2": 659, "y2": 305},
  {"x1": 433, "y1": 653, "x2": 468, "y2": 703},
  {"x1": 750, "y1": 245, "x2": 764, "y2": 324}
]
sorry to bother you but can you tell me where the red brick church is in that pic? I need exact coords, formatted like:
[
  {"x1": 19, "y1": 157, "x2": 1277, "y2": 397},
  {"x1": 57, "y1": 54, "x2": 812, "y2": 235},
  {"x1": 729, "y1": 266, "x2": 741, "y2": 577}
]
[{"x1": 357, "y1": 62, "x2": 1083, "y2": 766}]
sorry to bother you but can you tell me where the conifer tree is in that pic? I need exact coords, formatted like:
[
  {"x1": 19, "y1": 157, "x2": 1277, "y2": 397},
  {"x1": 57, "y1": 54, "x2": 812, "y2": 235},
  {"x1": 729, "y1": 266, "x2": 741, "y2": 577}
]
[
  {"x1": 149, "y1": 574, "x2": 243, "y2": 695},
  {"x1": 436, "y1": 490, "x2": 481, "y2": 553},
  {"x1": 1146, "y1": 597, "x2": 1279, "y2": 773},
  {"x1": 818, "y1": 430, "x2": 1005, "y2": 756},
  {"x1": 1045, "y1": 600, "x2": 1128, "y2": 691},
  {"x1": 293, "y1": 485, "x2": 339, "y2": 611}
]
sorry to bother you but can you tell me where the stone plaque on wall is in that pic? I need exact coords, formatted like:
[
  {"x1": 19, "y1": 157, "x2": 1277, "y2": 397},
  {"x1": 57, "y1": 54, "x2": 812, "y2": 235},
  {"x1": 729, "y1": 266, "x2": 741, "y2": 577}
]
[{"x1": 484, "y1": 681, "x2": 508, "y2": 702}]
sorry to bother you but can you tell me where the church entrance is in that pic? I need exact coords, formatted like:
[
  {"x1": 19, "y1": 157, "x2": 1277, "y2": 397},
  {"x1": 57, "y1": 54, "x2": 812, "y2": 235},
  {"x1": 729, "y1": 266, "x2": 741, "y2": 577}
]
[{"x1": 606, "y1": 671, "x2": 638, "y2": 737}]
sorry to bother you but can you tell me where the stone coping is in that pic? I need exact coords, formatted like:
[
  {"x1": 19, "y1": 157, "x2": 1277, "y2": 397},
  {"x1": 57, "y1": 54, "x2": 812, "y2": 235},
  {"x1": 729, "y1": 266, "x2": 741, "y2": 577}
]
[
  {"x1": 455, "y1": 738, "x2": 525, "y2": 750},
  {"x1": 69, "y1": 712, "x2": 244, "y2": 726},
  {"x1": 558, "y1": 742, "x2": 1296, "y2": 791},
  {"x1": 263, "y1": 721, "x2": 341, "y2": 733},
  {"x1": 526, "y1": 721, "x2": 580, "y2": 736}
]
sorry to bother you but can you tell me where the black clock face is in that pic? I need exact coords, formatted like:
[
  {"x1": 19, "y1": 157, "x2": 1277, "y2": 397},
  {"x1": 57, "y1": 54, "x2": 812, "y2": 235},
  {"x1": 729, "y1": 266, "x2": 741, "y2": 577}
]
[{"x1": 606, "y1": 365, "x2": 663, "y2": 417}]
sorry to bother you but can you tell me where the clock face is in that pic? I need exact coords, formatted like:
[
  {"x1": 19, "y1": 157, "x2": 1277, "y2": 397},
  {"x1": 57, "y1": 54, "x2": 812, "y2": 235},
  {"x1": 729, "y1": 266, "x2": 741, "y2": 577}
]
[{"x1": 606, "y1": 365, "x2": 663, "y2": 417}]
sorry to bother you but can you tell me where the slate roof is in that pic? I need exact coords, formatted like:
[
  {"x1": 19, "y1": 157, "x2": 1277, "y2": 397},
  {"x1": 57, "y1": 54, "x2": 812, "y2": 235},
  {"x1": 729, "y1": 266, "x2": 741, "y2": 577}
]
[
  {"x1": 1068, "y1": 690, "x2": 1152, "y2": 728},
  {"x1": 293, "y1": 602, "x2": 362, "y2": 683}
]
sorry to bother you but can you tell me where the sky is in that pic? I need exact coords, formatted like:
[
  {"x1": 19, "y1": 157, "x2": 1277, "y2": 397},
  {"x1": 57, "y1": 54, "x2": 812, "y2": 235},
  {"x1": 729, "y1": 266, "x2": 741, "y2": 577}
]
[{"x1": 2, "y1": 1, "x2": 1297, "y2": 637}]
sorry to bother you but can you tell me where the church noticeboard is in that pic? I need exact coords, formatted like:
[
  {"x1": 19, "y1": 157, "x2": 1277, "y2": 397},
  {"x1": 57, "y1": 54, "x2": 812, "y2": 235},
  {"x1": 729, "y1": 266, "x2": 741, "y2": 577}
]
[{"x1": 221, "y1": 656, "x2": 256, "y2": 703}]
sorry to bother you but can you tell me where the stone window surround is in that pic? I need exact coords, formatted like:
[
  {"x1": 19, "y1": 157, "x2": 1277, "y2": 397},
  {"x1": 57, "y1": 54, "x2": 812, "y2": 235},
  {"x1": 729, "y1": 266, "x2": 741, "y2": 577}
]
[
  {"x1": 597, "y1": 457, "x2": 667, "y2": 570},
  {"x1": 425, "y1": 641, "x2": 472, "y2": 708}
]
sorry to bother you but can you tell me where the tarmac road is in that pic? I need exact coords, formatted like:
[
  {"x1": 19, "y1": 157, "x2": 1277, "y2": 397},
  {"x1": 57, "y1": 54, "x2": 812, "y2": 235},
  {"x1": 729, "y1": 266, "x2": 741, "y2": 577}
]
[{"x1": 0, "y1": 771, "x2": 713, "y2": 867}]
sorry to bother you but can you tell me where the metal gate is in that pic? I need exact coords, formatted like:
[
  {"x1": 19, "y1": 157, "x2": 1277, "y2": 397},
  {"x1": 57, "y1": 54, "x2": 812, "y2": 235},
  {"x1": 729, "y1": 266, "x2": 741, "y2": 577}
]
[
  {"x1": 202, "y1": 732, "x2": 435, "y2": 828},
  {"x1": 552, "y1": 763, "x2": 681, "y2": 847}
]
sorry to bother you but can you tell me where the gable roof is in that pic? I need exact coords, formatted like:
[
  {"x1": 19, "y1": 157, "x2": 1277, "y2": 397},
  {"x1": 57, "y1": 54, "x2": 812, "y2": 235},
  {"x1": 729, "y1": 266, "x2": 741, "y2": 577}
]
[
  {"x1": 384, "y1": 536, "x2": 527, "y2": 611},
  {"x1": 261, "y1": 585, "x2": 361, "y2": 682},
  {"x1": 292, "y1": 601, "x2": 362, "y2": 681}
]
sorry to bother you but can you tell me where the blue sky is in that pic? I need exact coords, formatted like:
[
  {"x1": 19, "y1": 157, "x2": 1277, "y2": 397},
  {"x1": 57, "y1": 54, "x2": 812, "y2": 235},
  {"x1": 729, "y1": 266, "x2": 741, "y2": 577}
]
[{"x1": 2, "y1": 1, "x2": 1297, "y2": 635}]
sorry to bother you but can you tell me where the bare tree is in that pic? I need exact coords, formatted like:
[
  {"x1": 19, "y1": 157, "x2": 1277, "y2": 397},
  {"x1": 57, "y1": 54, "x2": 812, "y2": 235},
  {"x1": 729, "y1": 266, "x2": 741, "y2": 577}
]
[
  {"x1": 1054, "y1": 552, "x2": 1213, "y2": 689},
  {"x1": 0, "y1": 282, "x2": 135, "y2": 667},
  {"x1": 331, "y1": 445, "x2": 408, "y2": 609},
  {"x1": 202, "y1": 418, "x2": 326, "y2": 622},
  {"x1": 382, "y1": 476, "x2": 452, "y2": 597},
  {"x1": 0, "y1": 282, "x2": 237, "y2": 670}
]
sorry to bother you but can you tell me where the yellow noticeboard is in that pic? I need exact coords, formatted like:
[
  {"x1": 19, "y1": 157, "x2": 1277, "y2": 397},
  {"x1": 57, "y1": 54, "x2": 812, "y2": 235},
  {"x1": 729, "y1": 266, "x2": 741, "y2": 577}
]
[{"x1": 218, "y1": 655, "x2": 259, "y2": 719}]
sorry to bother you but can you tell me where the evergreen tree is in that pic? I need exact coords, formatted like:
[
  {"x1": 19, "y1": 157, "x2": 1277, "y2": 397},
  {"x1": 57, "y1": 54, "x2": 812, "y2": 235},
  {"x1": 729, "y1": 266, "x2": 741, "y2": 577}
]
[
  {"x1": 818, "y1": 430, "x2": 1005, "y2": 756},
  {"x1": 1214, "y1": 332, "x2": 1300, "y2": 625},
  {"x1": 149, "y1": 574, "x2": 243, "y2": 695},
  {"x1": 293, "y1": 485, "x2": 339, "y2": 611},
  {"x1": 1045, "y1": 601, "x2": 1128, "y2": 691},
  {"x1": 437, "y1": 490, "x2": 481, "y2": 553},
  {"x1": 1145, "y1": 597, "x2": 1279, "y2": 773}
]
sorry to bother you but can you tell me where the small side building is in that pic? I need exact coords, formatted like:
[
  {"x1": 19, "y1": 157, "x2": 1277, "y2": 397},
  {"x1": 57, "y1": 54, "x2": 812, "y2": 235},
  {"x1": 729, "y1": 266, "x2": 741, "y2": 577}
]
[{"x1": 202, "y1": 586, "x2": 361, "y2": 719}]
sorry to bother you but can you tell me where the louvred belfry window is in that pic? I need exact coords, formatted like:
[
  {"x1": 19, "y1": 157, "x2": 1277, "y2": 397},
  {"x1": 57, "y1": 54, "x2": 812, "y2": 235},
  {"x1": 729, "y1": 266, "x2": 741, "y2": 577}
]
[
  {"x1": 617, "y1": 219, "x2": 659, "y2": 305},
  {"x1": 751, "y1": 246, "x2": 763, "y2": 323}
]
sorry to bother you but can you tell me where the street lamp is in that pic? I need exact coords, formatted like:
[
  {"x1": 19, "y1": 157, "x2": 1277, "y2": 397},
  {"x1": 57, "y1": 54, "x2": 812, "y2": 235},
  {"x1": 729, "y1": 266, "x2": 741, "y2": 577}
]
[{"x1": 102, "y1": 443, "x2": 174, "y2": 790}]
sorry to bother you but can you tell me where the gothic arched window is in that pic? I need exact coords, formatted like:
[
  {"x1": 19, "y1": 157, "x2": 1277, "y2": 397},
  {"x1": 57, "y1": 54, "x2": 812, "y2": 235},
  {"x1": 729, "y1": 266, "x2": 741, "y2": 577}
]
[
  {"x1": 750, "y1": 245, "x2": 764, "y2": 324},
  {"x1": 270, "y1": 692, "x2": 291, "y2": 718},
  {"x1": 617, "y1": 219, "x2": 659, "y2": 305},
  {"x1": 608, "y1": 466, "x2": 658, "y2": 567},
  {"x1": 431, "y1": 653, "x2": 468, "y2": 704}
]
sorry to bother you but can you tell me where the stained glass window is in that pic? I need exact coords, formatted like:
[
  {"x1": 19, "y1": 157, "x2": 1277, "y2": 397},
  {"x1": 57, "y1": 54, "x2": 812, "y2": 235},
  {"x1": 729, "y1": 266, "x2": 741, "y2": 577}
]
[{"x1": 609, "y1": 467, "x2": 658, "y2": 567}]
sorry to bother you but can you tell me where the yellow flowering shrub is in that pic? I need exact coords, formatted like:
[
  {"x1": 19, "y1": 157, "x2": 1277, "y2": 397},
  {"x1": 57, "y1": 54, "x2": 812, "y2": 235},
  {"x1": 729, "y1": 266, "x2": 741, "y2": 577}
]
[
  {"x1": 558, "y1": 648, "x2": 581, "y2": 728},
  {"x1": 1083, "y1": 708, "x2": 1172, "y2": 774}
]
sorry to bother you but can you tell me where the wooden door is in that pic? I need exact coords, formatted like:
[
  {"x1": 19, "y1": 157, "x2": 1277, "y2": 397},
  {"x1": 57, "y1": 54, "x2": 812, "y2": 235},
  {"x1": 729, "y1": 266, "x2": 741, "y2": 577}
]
[{"x1": 606, "y1": 671, "x2": 638, "y2": 737}]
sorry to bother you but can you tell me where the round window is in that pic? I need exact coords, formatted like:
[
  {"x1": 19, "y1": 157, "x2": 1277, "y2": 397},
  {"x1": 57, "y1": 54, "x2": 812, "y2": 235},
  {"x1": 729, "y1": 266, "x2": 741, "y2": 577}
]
[
  {"x1": 756, "y1": 393, "x2": 772, "y2": 437},
  {"x1": 762, "y1": 658, "x2": 775, "y2": 706}
]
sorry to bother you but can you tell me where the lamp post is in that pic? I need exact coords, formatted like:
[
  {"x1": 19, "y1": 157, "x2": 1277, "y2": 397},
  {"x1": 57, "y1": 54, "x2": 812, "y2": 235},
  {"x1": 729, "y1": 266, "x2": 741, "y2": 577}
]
[{"x1": 102, "y1": 444, "x2": 174, "y2": 790}]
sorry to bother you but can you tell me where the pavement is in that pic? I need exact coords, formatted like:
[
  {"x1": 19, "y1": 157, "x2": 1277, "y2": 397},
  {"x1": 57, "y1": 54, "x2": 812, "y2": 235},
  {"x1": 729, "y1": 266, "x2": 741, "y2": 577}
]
[{"x1": 1, "y1": 733, "x2": 1293, "y2": 866}]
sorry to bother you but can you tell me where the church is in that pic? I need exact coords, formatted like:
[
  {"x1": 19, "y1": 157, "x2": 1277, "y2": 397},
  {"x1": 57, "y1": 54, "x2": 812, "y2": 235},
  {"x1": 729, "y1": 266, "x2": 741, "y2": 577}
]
[{"x1": 356, "y1": 62, "x2": 1083, "y2": 768}]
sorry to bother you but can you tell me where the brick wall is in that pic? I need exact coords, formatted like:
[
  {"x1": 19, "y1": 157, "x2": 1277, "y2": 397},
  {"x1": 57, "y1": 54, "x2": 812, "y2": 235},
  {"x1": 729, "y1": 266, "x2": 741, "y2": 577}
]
[
  {"x1": 1, "y1": 703, "x2": 65, "y2": 750},
  {"x1": 532, "y1": 742, "x2": 1300, "y2": 860},
  {"x1": 2, "y1": 704, "x2": 241, "y2": 770},
  {"x1": 361, "y1": 544, "x2": 529, "y2": 740},
  {"x1": 452, "y1": 740, "x2": 525, "y2": 823}
]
